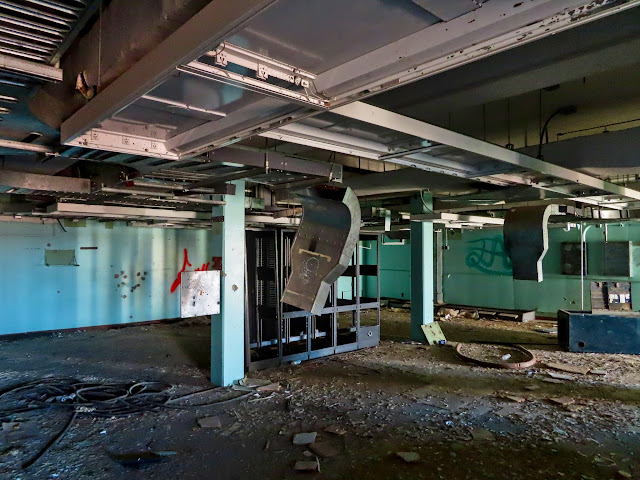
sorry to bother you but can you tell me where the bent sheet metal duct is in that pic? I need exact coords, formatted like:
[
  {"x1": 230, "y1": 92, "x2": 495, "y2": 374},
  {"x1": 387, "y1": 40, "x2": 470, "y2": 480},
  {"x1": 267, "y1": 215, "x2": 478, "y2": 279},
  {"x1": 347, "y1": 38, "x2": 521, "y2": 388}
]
[
  {"x1": 503, "y1": 205, "x2": 557, "y2": 282},
  {"x1": 281, "y1": 186, "x2": 360, "y2": 315}
]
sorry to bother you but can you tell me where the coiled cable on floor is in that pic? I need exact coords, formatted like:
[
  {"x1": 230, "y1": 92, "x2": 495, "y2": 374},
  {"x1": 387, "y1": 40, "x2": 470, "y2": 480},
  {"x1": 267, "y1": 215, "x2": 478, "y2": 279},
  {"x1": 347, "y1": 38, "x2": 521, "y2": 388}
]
[{"x1": 0, "y1": 377, "x2": 251, "y2": 417}]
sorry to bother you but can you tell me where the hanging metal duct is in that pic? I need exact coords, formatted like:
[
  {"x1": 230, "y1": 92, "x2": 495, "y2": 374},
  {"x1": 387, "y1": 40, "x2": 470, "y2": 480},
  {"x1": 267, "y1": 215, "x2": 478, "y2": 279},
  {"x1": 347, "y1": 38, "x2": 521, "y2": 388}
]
[
  {"x1": 503, "y1": 204, "x2": 557, "y2": 282},
  {"x1": 281, "y1": 186, "x2": 361, "y2": 315}
]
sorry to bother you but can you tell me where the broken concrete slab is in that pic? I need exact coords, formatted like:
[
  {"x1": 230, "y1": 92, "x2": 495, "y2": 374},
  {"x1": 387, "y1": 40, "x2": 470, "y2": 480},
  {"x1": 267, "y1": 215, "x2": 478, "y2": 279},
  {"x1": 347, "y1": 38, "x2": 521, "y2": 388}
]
[
  {"x1": 396, "y1": 451, "x2": 420, "y2": 463},
  {"x1": 197, "y1": 416, "x2": 221, "y2": 429},
  {"x1": 239, "y1": 378, "x2": 272, "y2": 388},
  {"x1": 590, "y1": 369, "x2": 607, "y2": 376},
  {"x1": 494, "y1": 406, "x2": 520, "y2": 417},
  {"x1": 501, "y1": 394, "x2": 526, "y2": 403},
  {"x1": 470, "y1": 428, "x2": 496, "y2": 441},
  {"x1": 535, "y1": 327, "x2": 558, "y2": 334},
  {"x1": 324, "y1": 425, "x2": 346, "y2": 436},
  {"x1": 309, "y1": 442, "x2": 339, "y2": 458},
  {"x1": 546, "y1": 362, "x2": 590, "y2": 375},
  {"x1": 231, "y1": 384, "x2": 255, "y2": 392},
  {"x1": 437, "y1": 308, "x2": 459, "y2": 318},
  {"x1": 293, "y1": 432, "x2": 317, "y2": 445},
  {"x1": 294, "y1": 460, "x2": 319, "y2": 472},
  {"x1": 549, "y1": 397, "x2": 575, "y2": 406},
  {"x1": 542, "y1": 378, "x2": 565, "y2": 384},
  {"x1": 566, "y1": 404, "x2": 584, "y2": 412},
  {"x1": 221, "y1": 422, "x2": 241, "y2": 436},
  {"x1": 256, "y1": 382, "x2": 282, "y2": 392},
  {"x1": 410, "y1": 386, "x2": 433, "y2": 397},
  {"x1": 547, "y1": 371, "x2": 574, "y2": 381},
  {"x1": 2, "y1": 422, "x2": 19, "y2": 432}
]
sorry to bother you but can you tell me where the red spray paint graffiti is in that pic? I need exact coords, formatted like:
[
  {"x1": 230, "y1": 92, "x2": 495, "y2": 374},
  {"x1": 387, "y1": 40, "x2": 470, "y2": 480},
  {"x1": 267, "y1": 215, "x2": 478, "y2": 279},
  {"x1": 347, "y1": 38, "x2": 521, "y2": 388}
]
[{"x1": 170, "y1": 249, "x2": 222, "y2": 293}]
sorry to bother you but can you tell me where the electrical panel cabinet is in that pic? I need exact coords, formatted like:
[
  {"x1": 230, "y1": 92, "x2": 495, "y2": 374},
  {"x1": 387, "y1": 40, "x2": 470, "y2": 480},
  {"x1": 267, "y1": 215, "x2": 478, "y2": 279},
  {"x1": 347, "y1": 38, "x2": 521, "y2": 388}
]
[{"x1": 603, "y1": 241, "x2": 640, "y2": 277}]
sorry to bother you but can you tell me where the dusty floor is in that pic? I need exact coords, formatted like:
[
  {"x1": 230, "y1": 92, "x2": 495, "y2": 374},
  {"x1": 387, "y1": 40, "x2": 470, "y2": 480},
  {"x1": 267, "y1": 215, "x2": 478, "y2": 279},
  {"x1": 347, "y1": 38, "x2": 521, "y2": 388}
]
[{"x1": 0, "y1": 310, "x2": 639, "y2": 480}]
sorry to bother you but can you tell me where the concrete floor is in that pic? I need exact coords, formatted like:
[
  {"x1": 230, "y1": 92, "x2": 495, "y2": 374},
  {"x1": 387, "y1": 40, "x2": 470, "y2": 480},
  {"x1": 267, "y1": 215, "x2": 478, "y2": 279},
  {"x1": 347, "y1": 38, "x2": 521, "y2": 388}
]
[{"x1": 0, "y1": 311, "x2": 638, "y2": 479}]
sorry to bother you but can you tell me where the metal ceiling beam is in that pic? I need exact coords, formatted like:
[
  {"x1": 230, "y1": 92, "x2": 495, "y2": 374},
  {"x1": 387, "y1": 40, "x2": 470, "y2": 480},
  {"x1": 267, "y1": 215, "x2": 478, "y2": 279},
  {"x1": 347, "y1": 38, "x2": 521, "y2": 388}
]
[
  {"x1": 131, "y1": 178, "x2": 237, "y2": 196},
  {"x1": 269, "y1": 177, "x2": 334, "y2": 192},
  {"x1": 260, "y1": 123, "x2": 480, "y2": 178},
  {"x1": 60, "y1": 0, "x2": 278, "y2": 144},
  {"x1": 0, "y1": 170, "x2": 90, "y2": 193},
  {"x1": 208, "y1": 148, "x2": 342, "y2": 180},
  {"x1": 162, "y1": 97, "x2": 310, "y2": 157},
  {"x1": 244, "y1": 214, "x2": 299, "y2": 225},
  {"x1": 0, "y1": 138, "x2": 53, "y2": 153},
  {"x1": 184, "y1": 167, "x2": 264, "y2": 190},
  {"x1": 410, "y1": 212, "x2": 505, "y2": 226},
  {"x1": 332, "y1": 102, "x2": 640, "y2": 202},
  {"x1": 45, "y1": 203, "x2": 212, "y2": 220},
  {"x1": 99, "y1": 186, "x2": 226, "y2": 205},
  {"x1": 435, "y1": 198, "x2": 586, "y2": 214},
  {"x1": 272, "y1": 207, "x2": 302, "y2": 218}
]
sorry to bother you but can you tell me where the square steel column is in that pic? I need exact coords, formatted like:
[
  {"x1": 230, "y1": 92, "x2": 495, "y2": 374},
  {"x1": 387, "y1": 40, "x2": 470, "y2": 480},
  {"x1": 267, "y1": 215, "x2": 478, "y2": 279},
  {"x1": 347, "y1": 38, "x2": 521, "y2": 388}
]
[
  {"x1": 211, "y1": 180, "x2": 245, "y2": 386},
  {"x1": 410, "y1": 193, "x2": 434, "y2": 341}
]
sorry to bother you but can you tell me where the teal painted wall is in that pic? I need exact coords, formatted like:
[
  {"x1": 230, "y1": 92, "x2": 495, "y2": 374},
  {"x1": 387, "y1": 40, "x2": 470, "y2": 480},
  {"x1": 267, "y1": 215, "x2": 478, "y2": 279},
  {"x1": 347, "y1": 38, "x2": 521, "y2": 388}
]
[
  {"x1": 443, "y1": 223, "x2": 640, "y2": 315},
  {"x1": 336, "y1": 252, "x2": 357, "y2": 301},
  {"x1": 361, "y1": 238, "x2": 379, "y2": 300},
  {"x1": 379, "y1": 237, "x2": 411, "y2": 300},
  {"x1": 371, "y1": 222, "x2": 640, "y2": 316},
  {"x1": 356, "y1": 238, "x2": 411, "y2": 300},
  {"x1": 360, "y1": 236, "x2": 411, "y2": 300},
  {"x1": 0, "y1": 220, "x2": 220, "y2": 335}
]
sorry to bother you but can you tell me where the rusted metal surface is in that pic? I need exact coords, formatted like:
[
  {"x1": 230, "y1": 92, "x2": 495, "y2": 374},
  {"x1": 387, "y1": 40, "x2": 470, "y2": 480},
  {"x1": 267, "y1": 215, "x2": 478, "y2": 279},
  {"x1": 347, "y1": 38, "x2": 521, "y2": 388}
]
[{"x1": 281, "y1": 186, "x2": 360, "y2": 315}]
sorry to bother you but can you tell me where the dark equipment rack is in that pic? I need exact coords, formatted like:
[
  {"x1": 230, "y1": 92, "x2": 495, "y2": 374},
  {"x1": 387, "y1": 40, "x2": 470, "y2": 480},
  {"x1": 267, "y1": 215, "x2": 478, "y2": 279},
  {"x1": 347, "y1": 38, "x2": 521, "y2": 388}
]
[{"x1": 245, "y1": 229, "x2": 380, "y2": 371}]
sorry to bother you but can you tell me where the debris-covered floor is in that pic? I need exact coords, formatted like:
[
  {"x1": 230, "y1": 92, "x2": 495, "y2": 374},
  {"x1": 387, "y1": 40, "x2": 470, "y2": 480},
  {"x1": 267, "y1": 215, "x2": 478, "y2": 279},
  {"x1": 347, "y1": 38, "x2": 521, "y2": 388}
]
[{"x1": 0, "y1": 310, "x2": 639, "y2": 480}]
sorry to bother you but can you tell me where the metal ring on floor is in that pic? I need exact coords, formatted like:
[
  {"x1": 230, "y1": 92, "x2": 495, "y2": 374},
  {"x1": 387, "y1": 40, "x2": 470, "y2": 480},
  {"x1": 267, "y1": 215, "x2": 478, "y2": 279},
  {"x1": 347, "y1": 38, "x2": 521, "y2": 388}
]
[{"x1": 455, "y1": 342, "x2": 537, "y2": 369}]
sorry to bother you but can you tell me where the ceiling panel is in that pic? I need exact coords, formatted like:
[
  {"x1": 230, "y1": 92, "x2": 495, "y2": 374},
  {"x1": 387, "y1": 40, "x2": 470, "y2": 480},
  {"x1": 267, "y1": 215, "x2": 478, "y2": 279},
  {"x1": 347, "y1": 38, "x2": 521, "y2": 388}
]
[{"x1": 227, "y1": 0, "x2": 440, "y2": 73}]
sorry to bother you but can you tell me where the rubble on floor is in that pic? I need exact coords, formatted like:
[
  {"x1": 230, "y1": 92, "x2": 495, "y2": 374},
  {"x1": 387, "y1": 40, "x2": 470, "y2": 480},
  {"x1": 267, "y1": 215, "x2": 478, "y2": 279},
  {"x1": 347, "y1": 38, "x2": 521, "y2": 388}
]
[{"x1": 0, "y1": 309, "x2": 637, "y2": 479}]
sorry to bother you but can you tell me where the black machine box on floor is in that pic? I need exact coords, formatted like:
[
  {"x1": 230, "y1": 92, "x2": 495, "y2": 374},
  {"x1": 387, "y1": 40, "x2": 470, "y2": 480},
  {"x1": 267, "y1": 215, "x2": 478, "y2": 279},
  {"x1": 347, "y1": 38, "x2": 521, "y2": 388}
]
[{"x1": 558, "y1": 310, "x2": 640, "y2": 354}]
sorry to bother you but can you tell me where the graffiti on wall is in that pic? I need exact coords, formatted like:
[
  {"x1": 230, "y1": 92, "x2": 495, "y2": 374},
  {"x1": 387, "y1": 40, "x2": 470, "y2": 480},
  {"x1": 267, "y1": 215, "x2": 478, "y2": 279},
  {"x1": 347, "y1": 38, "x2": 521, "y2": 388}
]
[
  {"x1": 170, "y1": 249, "x2": 222, "y2": 293},
  {"x1": 465, "y1": 235, "x2": 512, "y2": 275}
]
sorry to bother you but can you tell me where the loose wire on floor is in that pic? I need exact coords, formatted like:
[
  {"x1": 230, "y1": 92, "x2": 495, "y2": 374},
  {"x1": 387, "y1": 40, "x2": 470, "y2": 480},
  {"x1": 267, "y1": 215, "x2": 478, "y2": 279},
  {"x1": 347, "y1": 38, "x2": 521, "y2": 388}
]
[{"x1": 21, "y1": 411, "x2": 77, "y2": 469}]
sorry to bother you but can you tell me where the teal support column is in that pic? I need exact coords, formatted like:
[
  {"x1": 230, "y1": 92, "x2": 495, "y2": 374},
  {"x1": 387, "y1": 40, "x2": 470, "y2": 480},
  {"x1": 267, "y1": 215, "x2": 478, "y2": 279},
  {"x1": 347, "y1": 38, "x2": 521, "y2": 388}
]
[
  {"x1": 410, "y1": 193, "x2": 434, "y2": 341},
  {"x1": 211, "y1": 180, "x2": 245, "y2": 386}
]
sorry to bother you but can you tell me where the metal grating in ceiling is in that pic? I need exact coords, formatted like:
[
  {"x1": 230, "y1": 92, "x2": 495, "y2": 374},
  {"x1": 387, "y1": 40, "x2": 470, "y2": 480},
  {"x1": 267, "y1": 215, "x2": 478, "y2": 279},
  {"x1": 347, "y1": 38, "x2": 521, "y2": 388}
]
[{"x1": 0, "y1": 0, "x2": 92, "y2": 64}]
